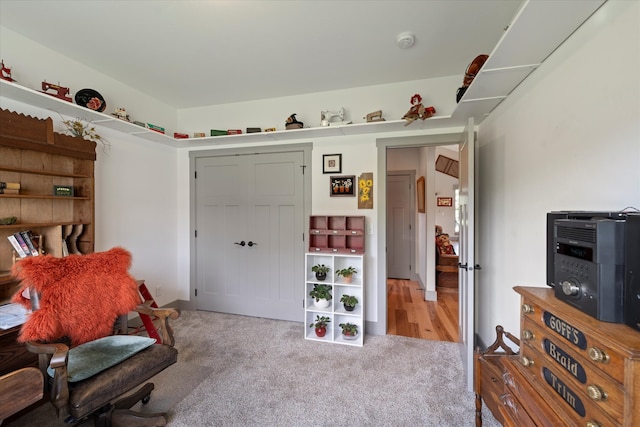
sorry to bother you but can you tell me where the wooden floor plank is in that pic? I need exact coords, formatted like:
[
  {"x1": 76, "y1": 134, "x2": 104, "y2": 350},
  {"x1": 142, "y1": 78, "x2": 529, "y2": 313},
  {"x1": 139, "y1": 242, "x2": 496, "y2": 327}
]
[{"x1": 387, "y1": 279, "x2": 459, "y2": 343}]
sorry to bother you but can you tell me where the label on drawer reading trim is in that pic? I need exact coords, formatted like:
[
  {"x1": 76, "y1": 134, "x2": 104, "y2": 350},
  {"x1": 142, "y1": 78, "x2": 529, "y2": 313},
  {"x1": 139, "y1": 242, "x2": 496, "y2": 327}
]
[
  {"x1": 543, "y1": 367, "x2": 586, "y2": 417},
  {"x1": 543, "y1": 311, "x2": 587, "y2": 350},
  {"x1": 544, "y1": 339, "x2": 587, "y2": 383}
]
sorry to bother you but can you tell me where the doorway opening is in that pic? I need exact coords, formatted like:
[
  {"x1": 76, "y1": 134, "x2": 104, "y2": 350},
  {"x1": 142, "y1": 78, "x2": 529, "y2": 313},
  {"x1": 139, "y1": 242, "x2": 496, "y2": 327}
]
[{"x1": 385, "y1": 145, "x2": 460, "y2": 343}]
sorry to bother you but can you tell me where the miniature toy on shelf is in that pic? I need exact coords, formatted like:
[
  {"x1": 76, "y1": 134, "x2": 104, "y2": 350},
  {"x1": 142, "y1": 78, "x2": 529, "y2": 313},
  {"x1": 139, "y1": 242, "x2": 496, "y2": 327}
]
[
  {"x1": 364, "y1": 110, "x2": 385, "y2": 122},
  {"x1": 0, "y1": 60, "x2": 16, "y2": 82},
  {"x1": 402, "y1": 93, "x2": 435, "y2": 126},
  {"x1": 285, "y1": 113, "x2": 303, "y2": 130},
  {"x1": 320, "y1": 107, "x2": 351, "y2": 127},
  {"x1": 112, "y1": 107, "x2": 130, "y2": 121},
  {"x1": 41, "y1": 81, "x2": 72, "y2": 102}
]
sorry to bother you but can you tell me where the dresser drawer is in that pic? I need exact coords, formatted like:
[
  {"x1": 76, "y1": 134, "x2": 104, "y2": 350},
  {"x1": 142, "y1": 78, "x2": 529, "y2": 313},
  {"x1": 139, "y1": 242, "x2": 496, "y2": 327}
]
[
  {"x1": 520, "y1": 296, "x2": 628, "y2": 384},
  {"x1": 516, "y1": 346, "x2": 619, "y2": 426},
  {"x1": 478, "y1": 354, "x2": 508, "y2": 425},
  {"x1": 520, "y1": 318, "x2": 624, "y2": 424},
  {"x1": 502, "y1": 357, "x2": 562, "y2": 427},
  {"x1": 500, "y1": 391, "x2": 538, "y2": 427}
]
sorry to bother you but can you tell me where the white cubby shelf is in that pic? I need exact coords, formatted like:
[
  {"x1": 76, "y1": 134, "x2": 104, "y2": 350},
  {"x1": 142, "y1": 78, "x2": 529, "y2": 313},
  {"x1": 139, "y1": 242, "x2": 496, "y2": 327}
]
[{"x1": 305, "y1": 252, "x2": 363, "y2": 346}]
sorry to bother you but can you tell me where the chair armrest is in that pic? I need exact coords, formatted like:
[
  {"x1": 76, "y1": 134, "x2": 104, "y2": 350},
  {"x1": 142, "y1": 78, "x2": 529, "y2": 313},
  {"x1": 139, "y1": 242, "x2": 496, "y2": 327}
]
[
  {"x1": 25, "y1": 342, "x2": 70, "y2": 418},
  {"x1": 134, "y1": 304, "x2": 180, "y2": 347}
]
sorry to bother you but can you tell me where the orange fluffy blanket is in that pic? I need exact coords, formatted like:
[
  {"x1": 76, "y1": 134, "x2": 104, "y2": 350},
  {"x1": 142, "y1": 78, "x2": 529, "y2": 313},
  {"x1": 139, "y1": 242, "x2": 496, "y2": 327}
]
[{"x1": 11, "y1": 247, "x2": 141, "y2": 346}]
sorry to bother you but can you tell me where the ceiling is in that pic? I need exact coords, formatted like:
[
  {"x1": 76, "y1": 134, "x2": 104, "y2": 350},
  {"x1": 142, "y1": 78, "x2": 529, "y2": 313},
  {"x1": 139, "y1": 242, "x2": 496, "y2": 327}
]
[{"x1": 0, "y1": 0, "x2": 524, "y2": 110}]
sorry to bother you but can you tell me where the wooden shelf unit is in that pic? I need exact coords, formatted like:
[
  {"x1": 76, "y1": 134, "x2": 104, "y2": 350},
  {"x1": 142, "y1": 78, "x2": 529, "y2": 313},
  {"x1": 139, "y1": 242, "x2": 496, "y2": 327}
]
[
  {"x1": 308, "y1": 215, "x2": 365, "y2": 254},
  {"x1": 0, "y1": 107, "x2": 96, "y2": 293}
]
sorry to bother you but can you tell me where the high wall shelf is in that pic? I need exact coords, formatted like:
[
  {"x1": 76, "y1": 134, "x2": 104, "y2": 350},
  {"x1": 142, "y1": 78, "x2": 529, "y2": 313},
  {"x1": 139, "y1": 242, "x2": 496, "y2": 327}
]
[
  {"x1": 0, "y1": 1, "x2": 604, "y2": 150},
  {"x1": 305, "y1": 252, "x2": 364, "y2": 347}
]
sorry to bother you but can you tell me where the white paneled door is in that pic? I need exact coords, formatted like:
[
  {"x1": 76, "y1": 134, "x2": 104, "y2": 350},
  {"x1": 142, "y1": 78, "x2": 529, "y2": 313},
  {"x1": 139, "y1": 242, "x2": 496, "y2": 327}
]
[
  {"x1": 386, "y1": 172, "x2": 414, "y2": 279},
  {"x1": 458, "y1": 118, "x2": 477, "y2": 392},
  {"x1": 194, "y1": 152, "x2": 305, "y2": 322}
]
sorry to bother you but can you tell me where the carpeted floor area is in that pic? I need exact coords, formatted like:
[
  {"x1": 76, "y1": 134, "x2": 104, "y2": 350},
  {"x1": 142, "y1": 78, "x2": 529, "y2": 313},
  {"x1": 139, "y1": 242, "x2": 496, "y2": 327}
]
[{"x1": 7, "y1": 310, "x2": 501, "y2": 426}]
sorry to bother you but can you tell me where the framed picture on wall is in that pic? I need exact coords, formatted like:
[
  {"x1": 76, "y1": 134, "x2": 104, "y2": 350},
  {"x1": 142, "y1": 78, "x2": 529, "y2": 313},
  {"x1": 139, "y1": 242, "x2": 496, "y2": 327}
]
[
  {"x1": 417, "y1": 176, "x2": 425, "y2": 213},
  {"x1": 323, "y1": 154, "x2": 342, "y2": 174},
  {"x1": 330, "y1": 175, "x2": 355, "y2": 196}
]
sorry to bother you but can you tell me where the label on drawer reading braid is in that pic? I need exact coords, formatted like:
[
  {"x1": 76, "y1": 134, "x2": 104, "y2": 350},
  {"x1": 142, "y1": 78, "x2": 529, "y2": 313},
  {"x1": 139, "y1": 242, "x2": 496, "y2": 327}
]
[
  {"x1": 543, "y1": 367, "x2": 586, "y2": 417},
  {"x1": 544, "y1": 339, "x2": 587, "y2": 383},
  {"x1": 543, "y1": 311, "x2": 587, "y2": 350}
]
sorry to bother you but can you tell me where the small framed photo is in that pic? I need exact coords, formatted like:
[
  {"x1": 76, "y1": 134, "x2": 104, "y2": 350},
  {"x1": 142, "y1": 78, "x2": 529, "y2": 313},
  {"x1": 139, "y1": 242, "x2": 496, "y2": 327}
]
[
  {"x1": 330, "y1": 175, "x2": 355, "y2": 197},
  {"x1": 323, "y1": 154, "x2": 342, "y2": 174},
  {"x1": 437, "y1": 197, "x2": 453, "y2": 207}
]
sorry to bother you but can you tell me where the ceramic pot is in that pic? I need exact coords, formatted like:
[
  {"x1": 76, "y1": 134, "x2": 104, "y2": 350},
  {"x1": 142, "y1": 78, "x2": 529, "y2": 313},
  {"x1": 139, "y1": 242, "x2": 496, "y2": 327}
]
[
  {"x1": 313, "y1": 298, "x2": 330, "y2": 309},
  {"x1": 315, "y1": 327, "x2": 327, "y2": 337},
  {"x1": 342, "y1": 332, "x2": 358, "y2": 340},
  {"x1": 315, "y1": 272, "x2": 327, "y2": 281},
  {"x1": 344, "y1": 304, "x2": 355, "y2": 312}
]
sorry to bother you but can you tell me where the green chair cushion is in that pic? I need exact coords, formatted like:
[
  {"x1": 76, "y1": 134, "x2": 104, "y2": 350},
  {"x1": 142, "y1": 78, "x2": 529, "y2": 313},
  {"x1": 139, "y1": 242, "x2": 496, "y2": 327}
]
[{"x1": 48, "y1": 335, "x2": 156, "y2": 382}]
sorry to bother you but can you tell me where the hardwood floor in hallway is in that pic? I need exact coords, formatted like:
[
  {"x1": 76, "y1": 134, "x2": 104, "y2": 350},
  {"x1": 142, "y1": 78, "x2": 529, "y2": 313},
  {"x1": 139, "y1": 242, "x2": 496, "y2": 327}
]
[{"x1": 387, "y1": 279, "x2": 459, "y2": 342}]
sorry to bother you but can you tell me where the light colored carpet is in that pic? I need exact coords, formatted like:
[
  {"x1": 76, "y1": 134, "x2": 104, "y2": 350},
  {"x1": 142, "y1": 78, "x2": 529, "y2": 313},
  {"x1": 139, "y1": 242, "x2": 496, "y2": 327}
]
[{"x1": 8, "y1": 310, "x2": 501, "y2": 427}]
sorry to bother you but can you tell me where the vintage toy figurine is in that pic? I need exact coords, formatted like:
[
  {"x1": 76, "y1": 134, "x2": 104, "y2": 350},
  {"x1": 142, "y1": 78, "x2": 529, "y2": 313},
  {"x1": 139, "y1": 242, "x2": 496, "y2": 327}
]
[
  {"x1": 41, "y1": 81, "x2": 73, "y2": 102},
  {"x1": 0, "y1": 60, "x2": 16, "y2": 82},
  {"x1": 285, "y1": 113, "x2": 304, "y2": 130},
  {"x1": 112, "y1": 107, "x2": 130, "y2": 121},
  {"x1": 402, "y1": 93, "x2": 435, "y2": 126},
  {"x1": 320, "y1": 107, "x2": 351, "y2": 126},
  {"x1": 364, "y1": 110, "x2": 385, "y2": 122}
]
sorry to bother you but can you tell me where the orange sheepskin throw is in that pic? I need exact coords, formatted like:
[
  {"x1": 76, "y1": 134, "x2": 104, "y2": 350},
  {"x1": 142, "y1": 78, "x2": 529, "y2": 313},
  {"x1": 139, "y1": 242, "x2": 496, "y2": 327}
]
[{"x1": 11, "y1": 247, "x2": 141, "y2": 346}]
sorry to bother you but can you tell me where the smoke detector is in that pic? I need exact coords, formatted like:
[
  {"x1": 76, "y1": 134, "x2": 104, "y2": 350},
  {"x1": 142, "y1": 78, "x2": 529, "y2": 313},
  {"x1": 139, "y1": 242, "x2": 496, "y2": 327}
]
[{"x1": 396, "y1": 32, "x2": 415, "y2": 49}]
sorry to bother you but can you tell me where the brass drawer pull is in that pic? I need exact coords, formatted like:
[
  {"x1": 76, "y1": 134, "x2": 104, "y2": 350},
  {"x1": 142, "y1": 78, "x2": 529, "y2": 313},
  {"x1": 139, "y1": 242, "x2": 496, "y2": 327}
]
[
  {"x1": 586, "y1": 384, "x2": 607, "y2": 401},
  {"x1": 521, "y1": 303, "x2": 535, "y2": 314},
  {"x1": 520, "y1": 356, "x2": 534, "y2": 367},
  {"x1": 586, "y1": 421, "x2": 602, "y2": 427},
  {"x1": 522, "y1": 329, "x2": 535, "y2": 341},
  {"x1": 588, "y1": 346, "x2": 610, "y2": 363}
]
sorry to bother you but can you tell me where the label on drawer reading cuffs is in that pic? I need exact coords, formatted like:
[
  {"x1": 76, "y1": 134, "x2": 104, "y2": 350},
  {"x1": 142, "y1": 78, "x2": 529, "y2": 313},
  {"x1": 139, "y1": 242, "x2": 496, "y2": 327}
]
[
  {"x1": 543, "y1": 311, "x2": 587, "y2": 350},
  {"x1": 543, "y1": 367, "x2": 586, "y2": 417},
  {"x1": 544, "y1": 339, "x2": 587, "y2": 383}
]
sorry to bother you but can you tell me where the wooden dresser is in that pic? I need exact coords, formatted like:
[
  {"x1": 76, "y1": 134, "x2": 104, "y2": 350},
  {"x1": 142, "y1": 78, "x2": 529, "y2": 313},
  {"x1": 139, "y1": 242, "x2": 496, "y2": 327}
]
[{"x1": 478, "y1": 286, "x2": 640, "y2": 426}]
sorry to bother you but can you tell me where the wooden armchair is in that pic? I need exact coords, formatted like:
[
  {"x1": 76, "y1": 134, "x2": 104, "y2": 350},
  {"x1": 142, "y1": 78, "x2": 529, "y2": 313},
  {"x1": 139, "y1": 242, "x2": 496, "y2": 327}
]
[{"x1": 10, "y1": 248, "x2": 180, "y2": 427}]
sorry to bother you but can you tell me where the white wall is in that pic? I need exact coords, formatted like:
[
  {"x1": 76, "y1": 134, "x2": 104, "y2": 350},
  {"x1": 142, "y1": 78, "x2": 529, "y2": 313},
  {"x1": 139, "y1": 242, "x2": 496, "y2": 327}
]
[{"x1": 476, "y1": 0, "x2": 640, "y2": 344}]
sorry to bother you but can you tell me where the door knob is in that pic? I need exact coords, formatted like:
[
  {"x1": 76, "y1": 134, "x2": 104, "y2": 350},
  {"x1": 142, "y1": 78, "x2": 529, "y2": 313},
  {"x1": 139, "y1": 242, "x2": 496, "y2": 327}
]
[
  {"x1": 247, "y1": 241, "x2": 258, "y2": 247},
  {"x1": 234, "y1": 241, "x2": 246, "y2": 246}
]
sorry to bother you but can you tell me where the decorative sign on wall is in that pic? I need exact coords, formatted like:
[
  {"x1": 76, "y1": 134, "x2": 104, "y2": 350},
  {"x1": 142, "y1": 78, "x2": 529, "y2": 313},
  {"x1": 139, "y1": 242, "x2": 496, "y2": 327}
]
[
  {"x1": 437, "y1": 197, "x2": 453, "y2": 207},
  {"x1": 358, "y1": 173, "x2": 373, "y2": 209},
  {"x1": 330, "y1": 175, "x2": 355, "y2": 196}
]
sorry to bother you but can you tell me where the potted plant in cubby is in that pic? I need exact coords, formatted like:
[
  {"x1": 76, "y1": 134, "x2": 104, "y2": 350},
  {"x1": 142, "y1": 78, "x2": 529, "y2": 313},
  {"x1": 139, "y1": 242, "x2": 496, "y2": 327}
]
[
  {"x1": 311, "y1": 264, "x2": 330, "y2": 281},
  {"x1": 336, "y1": 266, "x2": 357, "y2": 284},
  {"x1": 309, "y1": 284, "x2": 332, "y2": 309},
  {"x1": 339, "y1": 322, "x2": 359, "y2": 340},
  {"x1": 309, "y1": 315, "x2": 331, "y2": 338},
  {"x1": 340, "y1": 294, "x2": 359, "y2": 312}
]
